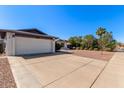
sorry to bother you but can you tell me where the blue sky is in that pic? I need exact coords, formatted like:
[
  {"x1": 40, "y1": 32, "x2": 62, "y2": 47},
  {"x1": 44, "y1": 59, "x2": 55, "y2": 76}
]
[{"x1": 0, "y1": 5, "x2": 124, "y2": 42}]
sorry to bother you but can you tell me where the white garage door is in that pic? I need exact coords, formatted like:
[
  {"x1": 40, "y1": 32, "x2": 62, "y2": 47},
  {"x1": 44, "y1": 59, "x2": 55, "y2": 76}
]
[{"x1": 15, "y1": 37, "x2": 53, "y2": 55}]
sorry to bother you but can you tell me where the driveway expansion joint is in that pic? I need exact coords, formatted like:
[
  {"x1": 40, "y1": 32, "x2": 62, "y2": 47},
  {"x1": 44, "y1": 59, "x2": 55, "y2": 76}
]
[
  {"x1": 43, "y1": 60, "x2": 94, "y2": 88},
  {"x1": 89, "y1": 60, "x2": 110, "y2": 88}
]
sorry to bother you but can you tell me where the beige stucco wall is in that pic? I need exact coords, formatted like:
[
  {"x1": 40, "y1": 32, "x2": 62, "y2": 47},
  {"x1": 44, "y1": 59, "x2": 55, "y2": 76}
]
[
  {"x1": 52, "y1": 39, "x2": 55, "y2": 53},
  {"x1": 5, "y1": 32, "x2": 15, "y2": 56}
]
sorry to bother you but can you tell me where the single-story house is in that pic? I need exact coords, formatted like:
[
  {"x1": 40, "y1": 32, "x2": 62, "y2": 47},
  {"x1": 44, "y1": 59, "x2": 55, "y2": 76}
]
[
  {"x1": 0, "y1": 28, "x2": 57, "y2": 56},
  {"x1": 56, "y1": 39, "x2": 71, "y2": 49}
]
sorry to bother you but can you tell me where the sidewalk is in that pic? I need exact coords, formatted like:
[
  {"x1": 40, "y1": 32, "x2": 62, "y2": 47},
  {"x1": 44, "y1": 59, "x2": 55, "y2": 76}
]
[
  {"x1": 92, "y1": 52, "x2": 124, "y2": 88},
  {"x1": 8, "y1": 56, "x2": 42, "y2": 88}
]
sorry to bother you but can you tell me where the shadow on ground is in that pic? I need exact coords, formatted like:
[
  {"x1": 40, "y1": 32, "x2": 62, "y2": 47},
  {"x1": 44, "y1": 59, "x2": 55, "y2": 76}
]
[{"x1": 18, "y1": 51, "x2": 72, "y2": 59}]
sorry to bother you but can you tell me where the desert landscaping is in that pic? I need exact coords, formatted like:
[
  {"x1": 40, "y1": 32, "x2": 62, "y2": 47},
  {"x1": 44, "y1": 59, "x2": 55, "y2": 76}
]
[
  {"x1": 0, "y1": 6, "x2": 124, "y2": 88},
  {"x1": 0, "y1": 49, "x2": 124, "y2": 88}
]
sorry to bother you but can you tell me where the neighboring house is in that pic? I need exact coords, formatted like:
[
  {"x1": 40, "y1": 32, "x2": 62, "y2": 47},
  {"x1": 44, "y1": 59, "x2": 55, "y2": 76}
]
[
  {"x1": 56, "y1": 39, "x2": 71, "y2": 49},
  {"x1": 0, "y1": 28, "x2": 57, "y2": 56}
]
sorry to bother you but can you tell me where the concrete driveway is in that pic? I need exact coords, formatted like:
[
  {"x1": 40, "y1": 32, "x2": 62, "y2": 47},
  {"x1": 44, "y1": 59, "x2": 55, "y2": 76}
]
[{"x1": 8, "y1": 52, "x2": 109, "y2": 88}]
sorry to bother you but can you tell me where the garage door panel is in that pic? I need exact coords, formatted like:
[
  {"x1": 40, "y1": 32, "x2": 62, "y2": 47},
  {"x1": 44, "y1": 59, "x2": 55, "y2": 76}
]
[{"x1": 15, "y1": 37, "x2": 52, "y2": 55}]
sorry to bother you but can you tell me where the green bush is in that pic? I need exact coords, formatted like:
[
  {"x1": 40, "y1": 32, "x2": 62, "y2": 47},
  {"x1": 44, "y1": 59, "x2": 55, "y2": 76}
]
[
  {"x1": 80, "y1": 46, "x2": 84, "y2": 50},
  {"x1": 84, "y1": 48, "x2": 88, "y2": 50},
  {"x1": 104, "y1": 48, "x2": 111, "y2": 51},
  {"x1": 106, "y1": 40, "x2": 117, "y2": 51},
  {"x1": 94, "y1": 48, "x2": 99, "y2": 51},
  {"x1": 89, "y1": 47, "x2": 93, "y2": 50},
  {"x1": 55, "y1": 43, "x2": 62, "y2": 51},
  {"x1": 0, "y1": 43, "x2": 5, "y2": 54}
]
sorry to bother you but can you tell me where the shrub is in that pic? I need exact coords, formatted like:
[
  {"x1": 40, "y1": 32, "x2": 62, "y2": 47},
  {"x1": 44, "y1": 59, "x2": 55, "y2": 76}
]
[
  {"x1": 89, "y1": 47, "x2": 93, "y2": 50},
  {"x1": 55, "y1": 43, "x2": 62, "y2": 51},
  {"x1": 80, "y1": 46, "x2": 84, "y2": 50},
  {"x1": 0, "y1": 43, "x2": 5, "y2": 54},
  {"x1": 104, "y1": 48, "x2": 111, "y2": 51},
  {"x1": 94, "y1": 48, "x2": 98, "y2": 51},
  {"x1": 106, "y1": 40, "x2": 117, "y2": 51},
  {"x1": 84, "y1": 48, "x2": 88, "y2": 50}
]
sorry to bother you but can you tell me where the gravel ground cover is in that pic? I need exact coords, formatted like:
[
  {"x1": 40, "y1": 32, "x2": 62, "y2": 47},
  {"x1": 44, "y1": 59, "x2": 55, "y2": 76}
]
[
  {"x1": 0, "y1": 58, "x2": 16, "y2": 88},
  {"x1": 73, "y1": 50, "x2": 114, "y2": 61}
]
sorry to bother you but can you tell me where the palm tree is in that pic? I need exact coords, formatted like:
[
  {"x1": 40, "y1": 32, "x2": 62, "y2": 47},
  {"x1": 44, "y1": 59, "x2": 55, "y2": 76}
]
[
  {"x1": 96, "y1": 27, "x2": 106, "y2": 37},
  {"x1": 96, "y1": 27, "x2": 107, "y2": 54}
]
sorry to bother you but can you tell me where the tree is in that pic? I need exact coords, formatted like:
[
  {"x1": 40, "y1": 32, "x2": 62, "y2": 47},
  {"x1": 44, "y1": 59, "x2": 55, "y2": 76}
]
[
  {"x1": 68, "y1": 27, "x2": 117, "y2": 52},
  {"x1": 102, "y1": 32, "x2": 117, "y2": 51},
  {"x1": 96, "y1": 27, "x2": 106, "y2": 54},
  {"x1": 96, "y1": 27, "x2": 106, "y2": 37},
  {"x1": 68, "y1": 37, "x2": 77, "y2": 47},
  {"x1": 96, "y1": 28, "x2": 117, "y2": 52},
  {"x1": 81, "y1": 38, "x2": 87, "y2": 49},
  {"x1": 75, "y1": 36, "x2": 82, "y2": 47},
  {"x1": 68, "y1": 36, "x2": 82, "y2": 48},
  {"x1": 92, "y1": 38, "x2": 99, "y2": 50},
  {"x1": 83, "y1": 35, "x2": 96, "y2": 49}
]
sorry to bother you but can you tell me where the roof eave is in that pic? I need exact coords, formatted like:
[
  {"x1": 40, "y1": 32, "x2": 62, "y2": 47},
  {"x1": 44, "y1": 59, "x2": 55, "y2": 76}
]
[{"x1": 0, "y1": 29, "x2": 58, "y2": 39}]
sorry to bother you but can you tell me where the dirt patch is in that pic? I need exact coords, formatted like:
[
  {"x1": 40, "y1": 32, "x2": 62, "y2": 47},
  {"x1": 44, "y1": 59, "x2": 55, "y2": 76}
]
[
  {"x1": 72, "y1": 50, "x2": 115, "y2": 61},
  {"x1": 0, "y1": 58, "x2": 16, "y2": 88}
]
